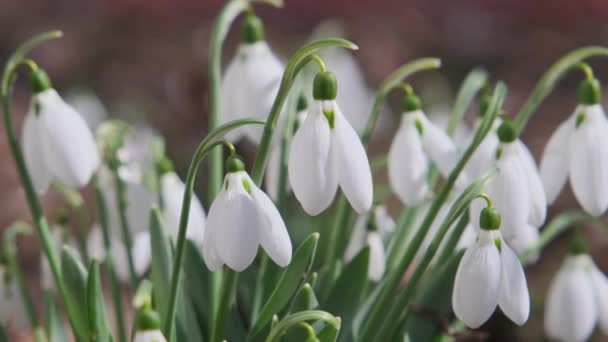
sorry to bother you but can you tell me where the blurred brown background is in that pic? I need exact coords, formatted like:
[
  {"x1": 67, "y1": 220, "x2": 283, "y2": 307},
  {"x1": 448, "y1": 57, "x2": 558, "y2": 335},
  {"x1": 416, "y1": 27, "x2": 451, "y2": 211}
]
[{"x1": 2, "y1": 0, "x2": 608, "y2": 340}]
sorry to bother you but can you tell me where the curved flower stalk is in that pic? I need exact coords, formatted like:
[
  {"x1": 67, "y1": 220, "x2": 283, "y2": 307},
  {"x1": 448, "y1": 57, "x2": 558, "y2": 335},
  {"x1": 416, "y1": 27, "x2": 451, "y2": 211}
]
[
  {"x1": 540, "y1": 68, "x2": 608, "y2": 217},
  {"x1": 220, "y1": 13, "x2": 285, "y2": 143},
  {"x1": 453, "y1": 201, "x2": 530, "y2": 329},
  {"x1": 203, "y1": 155, "x2": 292, "y2": 271},
  {"x1": 544, "y1": 236, "x2": 608, "y2": 341},
  {"x1": 388, "y1": 86, "x2": 463, "y2": 206},
  {"x1": 469, "y1": 121, "x2": 547, "y2": 240},
  {"x1": 344, "y1": 204, "x2": 395, "y2": 281},
  {"x1": 22, "y1": 69, "x2": 100, "y2": 193},
  {"x1": 288, "y1": 70, "x2": 373, "y2": 215}
]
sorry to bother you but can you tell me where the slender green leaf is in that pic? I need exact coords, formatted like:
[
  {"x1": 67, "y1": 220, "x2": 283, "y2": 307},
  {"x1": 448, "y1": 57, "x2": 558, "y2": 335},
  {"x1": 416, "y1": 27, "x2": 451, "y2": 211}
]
[
  {"x1": 323, "y1": 247, "x2": 369, "y2": 340},
  {"x1": 249, "y1": 233, "x2": 319, "y2": 338},
  {"x1": 61, "y1": 246, "x2": 89, "y2": 340},
  {"x1": 182, "y1": 240, "x2": 211, "y2": 337},
  {"x1": 447, "y1": 68, "x2": 488, "y2": 135},
  {"x1": 45, "y1": 290, "x2": 68, "y2": 342},
  {"x1": 86, "y1": 261, "x2": 112, "y2": 342},
  {"x1": 289, "y1": 283, "x2": 319, "y2": 313},
  {"x1": 316, "y1": 319, "x2": 341, "y2": 342},
  {"x1": 149, "y1": 207, "x2": 173, "y2": 323}
]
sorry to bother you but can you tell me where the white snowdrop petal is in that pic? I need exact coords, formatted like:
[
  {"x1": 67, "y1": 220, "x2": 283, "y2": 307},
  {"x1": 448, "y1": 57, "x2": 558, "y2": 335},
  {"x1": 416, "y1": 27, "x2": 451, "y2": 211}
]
[
  {"x1": 540, "y1": 116, "x2": 574, "y2": 204},
  {"x1": 133, "y1": 330, "x2": 167, "y2": 342},
  {"x1": 288, "y1": 104, "x2": 338, "y2": 215},
  {"x1": 568, "y1": 105, "x2": 608, "y2": 216},
  {"x1": 544, "y1": 257, "x2": 598, "y2": 342},
  {"x1": 464, "y1": 119, "x2": 500, "y2": 181},
  {"x1": 37, "y1": 89, "x2": 100, "y2": 188},
  {"x1": 132, "y1": 232, "x2": 151, "y2": 276},
  {"x1": 516, "y1": 141, "x2": 546, "y2": 227},
  {"x1": 161, "y1": 172, "x2": 206, "y2": 244},
  {"x1": 111, "y1": 241, "x2": 132, "y2": 284},
  {"x1": 22, "y1": 111, "x2": 52, "y2": 193},
  {"x1": 265, "y1": 144, "x2": 282, "y2": 201},
  {"x1": 366, "y1": 232, "x2": 386, "y2": 282},
  {"x1": 498, "y1": 244, "x2": 530, "y2": 325},
  {"x1": 505, "y1": 224, "x2": 539, "y2": 261},
  {"x1": 202, "y1": 191, "x2": 226, "y2": 271},
  {"x1": 419, "y1": 114, "x2": 461, "y2": 178},
  {"x1": 589, "y1": 266, "x2": 608, "y2": 334},
  {"x1": 452, "y1": 238, "x2": 501, "y2": 328},
  {"x1": 388, "y1": 116, "x2": 429, "y2": 206},
  {"x1": 344, "y1": 214, "x2": 367, "y2": 262},
  {"x1": 86, "y1": 225, "x2": 106, "y2": 261},
  {"x1": 333, "y1": 105, "x2": 373, "y2": 214},
  {"x1": 250, "y1": 182, "x2": 292, "y2": 267}
]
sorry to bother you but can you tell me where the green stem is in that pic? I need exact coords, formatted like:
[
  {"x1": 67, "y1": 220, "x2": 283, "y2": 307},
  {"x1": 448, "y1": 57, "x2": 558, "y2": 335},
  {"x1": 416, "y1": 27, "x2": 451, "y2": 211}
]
[
  {"x1": 163, "y1": 119, "x2": 264, "y2": 338},
  {"x1": 51, "y1": 182, "x2": 90, "y2": 262},
  {"x1": 357, "y1": 82, "x2": 506, "y2": 342},
  {"x1": 385, "y1": 208, "x2": 420, "y2": 271},
  {"x1": 512, "y1": 46, "x2": 608, "y2": 135},
  {"x1": 210, "y1": 269, "x2": 238, "y2": 342},
  {"x1": 325, "y1": 58, "x2": 441, "y2": 267},
  {"x1": 93, "y1": 177, "x2": 128, "y2": 342},
  {"x1": 111, "y1": 168, "x2": 138, "y2": 288},
  {"x1": 0, "y1": 30, "x2": 81, "y2": 338},
  {"x1": 265, "y1": 310, "x2": 339, "y2": 342}
]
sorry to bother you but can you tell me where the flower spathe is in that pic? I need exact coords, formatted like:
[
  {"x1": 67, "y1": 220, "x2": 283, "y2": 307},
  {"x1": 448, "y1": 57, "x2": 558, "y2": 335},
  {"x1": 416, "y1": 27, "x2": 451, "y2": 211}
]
[
  {"x1": 540, "y1": 104, "x2": 608, "y2": 217},
  {"x1": 22, "y1": 88, "x2": 101, "y2": 193},
  {"x1": 344, "y1": 205, "x2": 395, "y2": 281},
  {"x1": 388, "y1": 109, "x2": 462, "y2": 206},
  {"x1": 288, "y1": 100, "x2": 373, "y2": 215},
  {"x1": 453, "y1": 219, "x2": 530, "y2": 328},
  {"x1": 203, "y1": 162, "x2": 292, "y2": 272},
  {"x1": 544, "y1": 253, "x2": 608, "y2": 341}
]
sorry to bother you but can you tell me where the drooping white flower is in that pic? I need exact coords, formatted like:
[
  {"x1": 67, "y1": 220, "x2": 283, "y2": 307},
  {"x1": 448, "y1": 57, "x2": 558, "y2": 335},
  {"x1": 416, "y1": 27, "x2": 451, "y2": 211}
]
[
  {"x1": 388, "y1": 106, "x2": 462, "y2": 206},
  {"x1": 462, "y1": 118, "x2": 501, "y2": 181},
  {"x1": 452, "y1": 206, "x2": 530, "y2": 329},
  {"x1": 0, "y1": 266, "x2": 28, "y2": 330},
  {"x1": 133, "y1": 330, "x2": 167, "y2": 342},
  {"x1": 160, "y1": 172, "x2": 206, "y2": 248},
  {"x1": 87, "y1": 225, "x2": 150, "y2": 284},
  {"x1": 469, "y1": 125, "x2": 546, "y2": 239},
  {"x1": 203, "y1": 156, "x2": 292, "y2": 272},
  {"x1": 540, "y1": 104, "x2": 608, "y2": 217},
  {"x1": 220, "y1": 14, "x2": 284, "y2": 143},
  {"x1": 545, "y1": 250, "x2": 608, "y2": 341},
  {"x1": 22, "y1": 76, "x2": 100, "y2": 193},
  {"x1": 288, "y1": 71, "x2": 373, "y2": 215},
  {"x1": 344, "y1": 205, "x2": 395, "y2": 281}
]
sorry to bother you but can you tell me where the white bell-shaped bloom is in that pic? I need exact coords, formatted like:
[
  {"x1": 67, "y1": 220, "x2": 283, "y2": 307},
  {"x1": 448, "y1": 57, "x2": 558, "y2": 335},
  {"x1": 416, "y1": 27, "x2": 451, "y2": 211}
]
[
  {"x1": 540, "y1": 104, "x2": 608, "y2": 216},
  {"x1": 203, "y1": 164, "x2": 292, "y2": 272},
  {"x1": 462, "y1": 118, "x2": 501, "y2": 181},
  {"x1": 470, "y1": 139, "x2": 546, "y2": 239},
  {"x1": 453, "y1": 229, "x2": 530, "y2": 328},
  {"x1": 22, "y1": 89, "x2": 100, "y2": 193},
  {"x1": 344, "y1": 205, "x2": 395, "y2": 281},
  {"x1": 220, "y1": 40, "x2": 283, "y2": 143},
  {"x1": 388, "y1": 110, "x2": 462, "y2": 206},
  {"x1": 160, "y1": 172, "x2": 206, "y2": 248},
  {"x1": 504, "y1": 223, "x2": 540, "y2": 261},
  {"x1": 545, "y1": 253, "x2": 608, "y2": 341},
  {"x1": 288, "y1": 100, "x2": 373, "y2": 215},
  {"x1": 265, "y1": 107, "x2": 308, "y2": 201},
  {"x1": 133, "y1": 330, "x2": 167, "y2": 342},
  {"x1": 87, "y1": 225, "x2": 150, "y2": 284},
  {"x1": 0, "y1": 267, "x2": 28, "y2": 329}
]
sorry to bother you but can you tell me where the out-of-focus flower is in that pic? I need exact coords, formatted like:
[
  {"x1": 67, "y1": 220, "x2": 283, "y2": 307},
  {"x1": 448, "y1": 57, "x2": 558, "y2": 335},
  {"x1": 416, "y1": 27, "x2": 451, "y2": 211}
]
[
  {"x1": 65, "y1": 90, "x2": 108, "y2": 131},
  {"x1": 203, "y1": 156, "x2": 292, "y2": 272},
  {"x1": 0, "y1": 266, "x2": 28, "y2": 330},
  {"x1": 289, "y1": 71, "x2": 373, "y2": 215}
]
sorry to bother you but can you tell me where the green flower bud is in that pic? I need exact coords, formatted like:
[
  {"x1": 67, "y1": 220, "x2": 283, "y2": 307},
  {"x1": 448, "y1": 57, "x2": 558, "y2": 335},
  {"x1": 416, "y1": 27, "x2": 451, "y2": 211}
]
[
  {"x1": 313, "y1": 71, "x2": 338, "y2": 101},
  {"x1": 479, "y1": 207, "x2": 501, "y2": 231},
  {"x1": 225, "y1": 154, "x2": 246, "y2": 173},
  {"x1": 30, "y1": 68, "x2": 52, "y2": 93},
  {"x1": 568, "y1": 232, "x2": 588, "y2": 255},
  {"x1": 577, "y1": 78, "x2": 601, "y2": 105},
  {"x1": 136, "y1": 308, "x2": 161, "y2": 331},
  {"x1": 497, "y1": 121, "x2": 517, "y2": 143},
  {"x1": 240, "y1": 14, "x2": 265, "y2": 44},
  {"x1": 402, "y1": 93, "x2": 422, "y2": 112}
]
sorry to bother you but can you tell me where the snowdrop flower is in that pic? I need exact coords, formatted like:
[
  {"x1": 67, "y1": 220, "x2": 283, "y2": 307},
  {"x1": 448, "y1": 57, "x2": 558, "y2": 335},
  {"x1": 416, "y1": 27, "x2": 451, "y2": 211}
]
[
  {"x1": 65, "y1": 90, "x2": 108, "y2": 131},
  {"x1": 133, "y1": 307, "x2": 167, "y2": 342},
  {"x1": 540, "y1": 76, "x2": 608, "y2": 216},
  {"x1": 22, "y1": 68, "x2": 100, "y2": 193},
  {"x1": 453, "y1": 203, "x2": 530, "y2": 328},
  {"x1": 388, "y1": 89, "x2": 462, "y2": 206},
  {"x1": 545, "y1": 236, "x2": 608, "y2": 342},
  {"x1": 288, "y1": 71, "x2": 373, "y2": 215},
  {"x1": 265, "y1": 94, "x2": 309, "y2": 201},
  {"x1": 160, "y1": 171, "x2": 206, "y2": 247},
  {"x1": 428, "y1": 106, "x2": 472, "y2": 149},
  {"x1": 462, "y1": 117, "x2": 501, "y2": 181},
  {"x1": 220, "y1": 13, "x2": 284, "y2": 143},
  {"x1": 0, "y1": 266, "x2": 28, "y2": 329},
  {"x1": 87, "y1": 225, "x2": 150, "y2": 283},
  {"x1": 344, "y1": 205, "x2": 395, "y2": 281},
  {"x1": 203, "y1": 155, "x2": 292, "y2": 272},
  {"x1": 469, "y1": 122, "x2": 546, "y2": 240}
]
